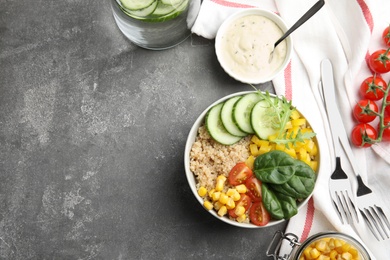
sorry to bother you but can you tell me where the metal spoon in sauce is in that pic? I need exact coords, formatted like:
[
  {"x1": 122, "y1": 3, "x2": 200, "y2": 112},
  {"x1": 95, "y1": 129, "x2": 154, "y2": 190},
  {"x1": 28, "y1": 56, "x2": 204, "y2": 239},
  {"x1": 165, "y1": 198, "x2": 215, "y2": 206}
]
[{"x1": 269, "y1": 0, "x2": 325, "y2": 63}]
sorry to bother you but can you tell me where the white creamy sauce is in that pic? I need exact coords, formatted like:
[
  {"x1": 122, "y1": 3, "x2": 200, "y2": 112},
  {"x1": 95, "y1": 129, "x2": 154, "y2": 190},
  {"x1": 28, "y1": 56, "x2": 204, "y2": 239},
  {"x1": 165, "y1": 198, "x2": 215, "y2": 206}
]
[{"x1": 220, "y1": 15, "x2": 287, "y2": 81}]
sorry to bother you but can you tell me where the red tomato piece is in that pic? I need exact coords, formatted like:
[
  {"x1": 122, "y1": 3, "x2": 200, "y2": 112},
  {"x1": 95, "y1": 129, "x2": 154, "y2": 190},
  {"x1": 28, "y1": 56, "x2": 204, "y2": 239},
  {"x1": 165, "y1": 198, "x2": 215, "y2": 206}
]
[
  {"x1": 382, "y1": 117, "x2": 390, "y2": 141},
  {"x1": 228, "y1": 194, "x2": 252, "y2": 218},
  {"x1": 245, "y1": 177, "x2": 262, "y2": 202},
  {"x1": 386, "y1": 95, "x2": 390, "y2": 116},
  {"x1": 383, "y1": 26, "x2": 390, "y2": 47},
  {"x1": 368, "y1": 49, "x2": 390, "y2": 74},
  {"x1": 228, "y1": 162, "x2": 253, "y2": 186},
  {"x1": 351, "y1": 123, "x2": 378, "y2": 147},
  {"x1": 249, "y1": 201, "x2": 271, "y2": 226},
  {"x1": 352, "y1": 99, "x2": 379, "y2": 123},
  {"x1": 359, "y1": 76, "x2": 387, "y2": 101}
]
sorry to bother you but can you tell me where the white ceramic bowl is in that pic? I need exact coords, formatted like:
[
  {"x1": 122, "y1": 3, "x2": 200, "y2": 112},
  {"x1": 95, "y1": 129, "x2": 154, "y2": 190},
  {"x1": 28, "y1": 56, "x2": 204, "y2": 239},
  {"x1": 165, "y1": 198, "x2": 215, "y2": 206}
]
[
  {"x1": 184, "y1": 91, "x2": 319, "y2": 228},
  {"x1": 215, "y1": 9, "x2": 293, "y2": 84}
]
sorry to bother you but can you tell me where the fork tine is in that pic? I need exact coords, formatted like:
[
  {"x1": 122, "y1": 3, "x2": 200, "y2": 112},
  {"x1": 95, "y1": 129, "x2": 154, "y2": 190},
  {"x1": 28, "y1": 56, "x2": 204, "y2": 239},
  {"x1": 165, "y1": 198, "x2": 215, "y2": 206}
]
[
  {"x1": 371, "y1": 206, "x2": 390, "y2": 239},
  {"x1": 360, "y1": 209, "x2": 381, "y2": 241},
  {"x1": 375, "y1": 205, "x2": 390, "y2": 230}
]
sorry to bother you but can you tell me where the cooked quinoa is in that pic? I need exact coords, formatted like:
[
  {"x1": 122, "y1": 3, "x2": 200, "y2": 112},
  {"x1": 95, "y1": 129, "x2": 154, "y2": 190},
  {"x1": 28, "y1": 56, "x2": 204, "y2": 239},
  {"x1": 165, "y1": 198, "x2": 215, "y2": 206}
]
[{"x1": 189, "y1": 125, "x2": 251, "y2": 191}]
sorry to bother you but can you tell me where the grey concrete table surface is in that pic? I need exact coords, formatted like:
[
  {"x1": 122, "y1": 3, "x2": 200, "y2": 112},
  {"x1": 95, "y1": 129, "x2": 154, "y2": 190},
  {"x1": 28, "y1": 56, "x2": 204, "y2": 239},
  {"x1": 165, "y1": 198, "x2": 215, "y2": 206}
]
[{"x1": 0, "y1": 1, "x2": 288, "y2": 259}]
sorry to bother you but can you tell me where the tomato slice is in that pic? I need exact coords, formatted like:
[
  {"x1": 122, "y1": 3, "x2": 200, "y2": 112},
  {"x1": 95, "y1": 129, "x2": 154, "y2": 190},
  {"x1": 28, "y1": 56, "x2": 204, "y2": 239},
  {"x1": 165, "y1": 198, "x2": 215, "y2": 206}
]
[
  {"x1": 228, "y1": 162, "x2": 253, "y2": 186},
  {"x1": 228, "y1": 194, "x2": 252, "y2": 218},
  {"x1": 249, "y1": 201, "x2": 271, "y2": 226},
  {"x1": 245, "y1": 177, "x2": 262, "y2": 202},
  {"x1": 351, "y1": 123, "x2": 378, "y2": 147}
]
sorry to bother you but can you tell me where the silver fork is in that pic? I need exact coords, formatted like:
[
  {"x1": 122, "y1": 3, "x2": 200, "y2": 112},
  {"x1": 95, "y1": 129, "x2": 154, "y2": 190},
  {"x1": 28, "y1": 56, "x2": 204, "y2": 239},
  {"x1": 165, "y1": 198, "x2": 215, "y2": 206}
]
[
  {"x1": 321, "y1": 59, "x2": 390, "y2": 241},
  {"x1": 321, "y1": 60, "x2": 358, "y2": 225}
]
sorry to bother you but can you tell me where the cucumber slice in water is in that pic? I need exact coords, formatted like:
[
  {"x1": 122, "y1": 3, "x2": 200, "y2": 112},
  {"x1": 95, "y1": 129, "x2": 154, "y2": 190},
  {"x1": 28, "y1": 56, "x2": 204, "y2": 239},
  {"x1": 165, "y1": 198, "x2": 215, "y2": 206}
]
[
  {"x1": 221, "y1": 96, "x2": 248, "y2": 137},
  {"x1": 233, "y1": 93, "x2": 263, "y2": 134},
  {"x1": 161, "y1": 0, "x2": 184, "y2": 5},
  {"x1": 123, "y1": 1, "x2": 158, "y2": 17},
  {"x1": 251, "y1": 98, "x2": 282, "y2": 140},
  {"x1": 206, "y1": 103, "x2": 242, "y2": 145},
  {"x1": 120, "y1": 0, "x2": 156, "y2": 10}
]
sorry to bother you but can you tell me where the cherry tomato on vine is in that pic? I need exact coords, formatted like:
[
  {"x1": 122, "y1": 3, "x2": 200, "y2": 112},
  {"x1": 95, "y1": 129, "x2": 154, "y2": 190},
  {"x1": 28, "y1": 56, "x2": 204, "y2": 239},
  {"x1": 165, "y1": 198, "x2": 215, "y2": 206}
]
[
  {"x1": 368, "y1": 49, "x2": 390, "y2": 74},
  {"x1": 382, "y1": 117, "x2": 390, "y2": 141},
  {"x1": 351, "y1": 123, "x2": 378, "y2": 147},
  {"x1": 353, "y1": 99, "x2": 379, "y2": 123},
  {"x1": 359, "y1": 76, "x2": 387, "y2": 101},
  {"x1": 386, "y1": 95, "x2": 390, "y2": 116},
  {"x1": 383, "y1": 26, "x2": 390, "y2": 47}
]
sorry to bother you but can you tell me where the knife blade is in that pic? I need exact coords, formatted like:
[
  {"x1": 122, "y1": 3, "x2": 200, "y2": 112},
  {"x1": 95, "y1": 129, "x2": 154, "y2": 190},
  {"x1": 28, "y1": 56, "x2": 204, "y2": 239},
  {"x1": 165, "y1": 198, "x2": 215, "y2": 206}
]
[{"x1": 320, "y1": 59, "x2": 361, "y2": 178}]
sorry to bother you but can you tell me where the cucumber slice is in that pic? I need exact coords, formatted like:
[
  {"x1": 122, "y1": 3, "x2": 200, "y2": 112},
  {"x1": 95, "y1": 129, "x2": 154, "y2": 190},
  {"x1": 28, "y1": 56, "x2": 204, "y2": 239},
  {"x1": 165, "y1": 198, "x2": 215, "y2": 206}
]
[
  {"x1": 120, "y1": 0, "x2": 156, "y2": 10},
  {"x1": 221, "y1": 96, "x2": 248, "y2": 137},
  {"x1": 251, "y1": 98, "x2": 282, "y2": 140},
  {"x1": 145, "y1": 0, "x2": 188, "y2": 22},
  {"x1": 206, "y1": 103, "x2": 242, "y2": 145},
  {"x1": 152, "y1": 2, "x2": 176, "y2": 16},
  {"x1": 233, "y1": 93, "x2": 263, "y2": 134},
  {"x1": 161, "y1": 0, "x2": 184, "y2": 6},
  {"x1": 123, "y1": 0, "x2": 158, "y2": 17}
]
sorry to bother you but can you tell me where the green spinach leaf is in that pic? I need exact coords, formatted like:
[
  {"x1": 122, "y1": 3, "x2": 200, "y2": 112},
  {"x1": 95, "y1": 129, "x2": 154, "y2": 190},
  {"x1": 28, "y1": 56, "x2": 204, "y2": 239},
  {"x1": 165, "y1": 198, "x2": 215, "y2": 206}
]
[
  {"x1": 275, "y1": 193, "x2": 297, "y2": 219},
  {"x1": 261, "y1": 183, "x2": 284, "y2": 220},
  {"x1": 254, "y1": 150, "x2": 298, "y2": 184},
  {"x1": 271, "y1": 163, "x2": 316, "y2": 199}
]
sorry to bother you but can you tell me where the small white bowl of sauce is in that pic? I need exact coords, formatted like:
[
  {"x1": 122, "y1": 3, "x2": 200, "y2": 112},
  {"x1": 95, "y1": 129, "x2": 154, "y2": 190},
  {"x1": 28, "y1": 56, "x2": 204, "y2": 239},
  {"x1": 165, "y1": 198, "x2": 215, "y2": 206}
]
[{"x1": 215, "y1": 8, "x2": 292, "y2": 84}]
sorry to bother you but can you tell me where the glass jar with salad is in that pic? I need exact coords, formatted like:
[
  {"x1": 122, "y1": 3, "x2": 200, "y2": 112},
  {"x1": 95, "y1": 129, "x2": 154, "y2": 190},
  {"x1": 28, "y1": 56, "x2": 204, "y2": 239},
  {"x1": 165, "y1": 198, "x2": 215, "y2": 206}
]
[
  {"x1": 111, "y1": 0, "x2": 201, "y2": 50},
  {"x1": 267, "y1": 231, "x2": 371, "y2": 260}
]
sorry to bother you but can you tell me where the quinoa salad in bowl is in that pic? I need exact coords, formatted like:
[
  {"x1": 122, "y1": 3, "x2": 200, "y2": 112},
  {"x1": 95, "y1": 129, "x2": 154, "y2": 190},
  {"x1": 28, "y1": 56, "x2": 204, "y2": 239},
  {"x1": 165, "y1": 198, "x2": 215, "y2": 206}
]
[{"x1": 184, "y1": 91, "x2": 320, "y2": 228}]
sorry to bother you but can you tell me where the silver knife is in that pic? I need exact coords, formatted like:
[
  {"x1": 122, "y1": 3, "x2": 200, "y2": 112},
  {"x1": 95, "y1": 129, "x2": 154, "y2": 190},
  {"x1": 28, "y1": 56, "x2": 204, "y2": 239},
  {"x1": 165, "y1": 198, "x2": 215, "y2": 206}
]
[{"x1": 320, "y1": 59, "x2": 361, "y2": 178}]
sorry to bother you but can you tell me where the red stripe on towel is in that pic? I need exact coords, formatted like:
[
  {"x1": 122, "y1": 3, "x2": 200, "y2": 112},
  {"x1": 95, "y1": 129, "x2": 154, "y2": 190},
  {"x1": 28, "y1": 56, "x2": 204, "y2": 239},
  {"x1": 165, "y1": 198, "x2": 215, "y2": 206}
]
[
  {"x1": 300, "y1": 197, "x2": 315, "y2": 242},
  {"x1": 356, "y1": 0, "x2": 374, "y2": 33},
  {"x1": 210, "y1": 0, "x2": 254, "y2": 8},
  {"x1": 284, "y1": 61, "x2": 292, "y2": 100}
]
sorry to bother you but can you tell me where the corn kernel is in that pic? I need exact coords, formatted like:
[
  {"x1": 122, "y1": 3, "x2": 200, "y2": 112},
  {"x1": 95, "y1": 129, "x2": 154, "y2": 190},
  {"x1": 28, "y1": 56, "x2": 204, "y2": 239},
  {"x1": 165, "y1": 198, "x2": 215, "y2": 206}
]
[
  {"x1": 310, "y1": 248, "x2": 321, "y2": 259},
  {"x1": 198, "y1": 186, "x2": 207, "y2": 197},
  {"x1": 203, "y1": 200, "x2": 213, "y2": 210},
  {"x1": 315, "y1": 240, "x2": 328, "y2": 252},
  {"x1": 217, "y1": 206, "x2": 227, "y2": 216},
  {"x1": 234, "y1": 205, "x2": 246, "y2": 217},
  {"x1": 219, "y1": 193, "x2": 229, "y2": 204},
  {"x1": 214, "y1": 201, "x2": 223, "y2": 211},
  {"x1": 341, "y1": 252, "x2": 352, "y2": 260},
  {"x1": 227, "y1": 188, "x2": 240, "y2": 201},
  {"x1": 236, "y1": 214, "x2": 246, "y2": 223},
  {"x1": 317, "y1": 255, "x2": 330, "y2": 260},
  {"x1": 212, "y1": 191, "x2": 221, "y2": 201},
  {"x1": 215, "y1": 179, "x2": 225, "y2": 192},
  {"x1": 226, "y1": 197, "x2": 235, "y2": 209},
  {"x1": 208, "y1": 188, "x2": 215, "y2": 198},
  {"x1": 235, "y1": 184, "x2": 247, "y2": 194},
  {"x1": 217, "y1": 175, "x2": 227, "y2": 181}
]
